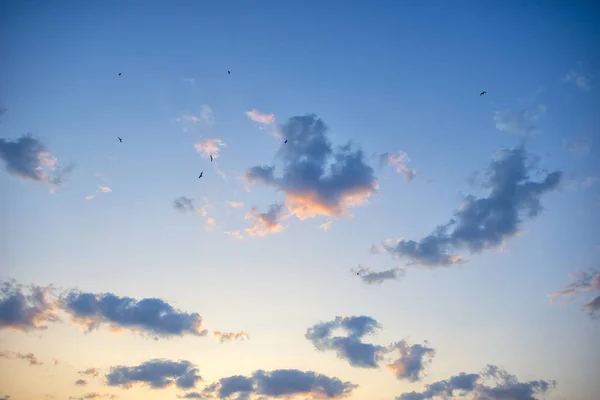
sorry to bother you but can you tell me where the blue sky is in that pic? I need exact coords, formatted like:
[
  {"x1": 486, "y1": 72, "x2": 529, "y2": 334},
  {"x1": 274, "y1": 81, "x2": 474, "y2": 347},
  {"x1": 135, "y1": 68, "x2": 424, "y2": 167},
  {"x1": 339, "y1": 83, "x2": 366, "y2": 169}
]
[{"x1": 1, "y1": 1, "x2": 599, "y2": 400}]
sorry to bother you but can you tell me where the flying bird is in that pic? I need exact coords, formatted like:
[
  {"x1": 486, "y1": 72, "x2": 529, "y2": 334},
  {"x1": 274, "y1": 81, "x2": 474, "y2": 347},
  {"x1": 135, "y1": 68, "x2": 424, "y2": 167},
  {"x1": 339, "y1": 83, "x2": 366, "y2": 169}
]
[
  {"x1": 118, "y1": 73, "x2": 121, "y2": 76},
  {"x1": 199, "y1": 172, "x2": 203, "y2": 178},
  {"x1": 480, "y1": 91, "x2": 487, "y2": 96},
  {"x1": 210, "y1": 155, "x2": 213, "y2": 162},
  {"x1": 228, "y1": 70, "x2": 231, "y2": 75},
  {"x1": 118, "y1": 137, "x2": 122, "y2": 143},
  {"x1": 284, "y1": 140, "x2": 288, "y2": 144}
]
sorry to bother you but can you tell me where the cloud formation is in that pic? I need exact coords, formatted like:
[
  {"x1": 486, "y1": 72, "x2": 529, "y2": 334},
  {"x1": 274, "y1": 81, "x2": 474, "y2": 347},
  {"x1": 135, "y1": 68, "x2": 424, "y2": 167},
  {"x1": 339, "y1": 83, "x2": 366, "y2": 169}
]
[
  {"x1": 227, "y1": 201, "x2": 244, "y2": 208},
  {"x1": 354, "y1": 266, "x2": 405, "y2": 285},
  {"x1": 244, "y1": 203, "x2": 285, "y2": 237},
  {"x1": 396, "y1": 364, "x2": 555, "y2": 400},
  {"x1": 68, "y1": 393, "x2": 116, "y2": 400},
  {"x1": 246, "y1": 109, "x2": 276, "y2": 125},
  {"x1": 306, "y1": 315, "x2": 433, "y2": 379},
  {"x1": 0, "y1": 134, "x2": 73, "y2": 188},
  {"x1": 494, "y1": 106, "x2": 547, "y2": 135},
  {"x1": 60, "y1": 290, "x2": 208, "y2": 338},
  {"x1": 379, "y1": 152, "x2": 417, "y2": 182},
  {"x1": 0, "y1": 351, "x2": 44, "y2": 366},
  {"x1": 174, "y1": 196, "x2": 198, "y2": 213},
  {"x1": 549, "y1": 270, "x2": 600, "y2": 319},
  {"x1": 194, "y1": 138, "x2": 226, "y2": 160},
  {"x1": 383, "y1": 147, "x2": 561, "y2": 266},
  {"x1": 0, "y1": 280, "x2": 59, "y2": 332},
  {"x1": 177, "y1": 105, "x2": 213, "y2": 132},
  {"x1": 564, "y1": 68, "x2": 592, "y2": 91},
  {"x1": 106, "y1": 359, "x2": 202, "y2": 389},
  {"x1": 200, "y1": 369, "x2": 357, "y2": 399},
  {"x1": 75, "y1": 379, "x2": 88, "y2": 386},
  {"x1": 245, "y1": 114, "x2": 378, "y2": 222},
  {"x1": 563, "y1": 139, "x2": 591, "y2": 157},
  {"x1": 212, "y1": 330, "x2": 249, "y2": 343},
  {"x1": 79, "y1": 368, "x2": 100, "y2": 377}
]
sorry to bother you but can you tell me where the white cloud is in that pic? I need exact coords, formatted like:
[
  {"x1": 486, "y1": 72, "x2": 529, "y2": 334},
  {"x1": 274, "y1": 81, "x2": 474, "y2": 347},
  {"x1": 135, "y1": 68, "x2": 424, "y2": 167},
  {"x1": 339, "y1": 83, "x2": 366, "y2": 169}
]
[
  {"x1": 564, "y1": 69, "x2": 592, "y2": 91},
  {"x1": 224, "y1": 230, "x2": 244, "y2": 240},
  {"x1": 494, "y1": 105, "x2": 547, "y2": 135},
  {"x1": 245, "y1": 109, "x2": 275, "y2": 125},
  {"x1": 379, "y1": 152, "x2": 417, "y2": 182},
  {"x1": 177, "y1": 105, "x2": 213, "y2": 132},
  {"x1": 227, "y1": 201, "x2": 244, "y2": 208},
  {"x1": 97, "y1": 186, "x2": 112, "y2": 193},
  {"x1": 319, "y1": 220, "x2": 332, "y2": 231},
  {"x1": 194, "y1": 138, "x2": 226, "y2": 159}
]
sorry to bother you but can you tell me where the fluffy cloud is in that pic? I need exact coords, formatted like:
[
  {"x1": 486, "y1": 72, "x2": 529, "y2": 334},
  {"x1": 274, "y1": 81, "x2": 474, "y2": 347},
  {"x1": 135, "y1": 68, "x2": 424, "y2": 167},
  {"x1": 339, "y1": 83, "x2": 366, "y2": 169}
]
[
  {"x1": 354, "y1": 266, "x2": 405, "y2": 285},
  {"x1": 246, "y1": 109, "x2": 276, "y2": 125},
  {"x1": 75, "y1": 379, "x2": 88, "y2": 386},
  {"x1": 305, "y1": 315, "x2": 433, "y2": 380},
  {"x1": 174, "y1": 196, "x2": 198, "y2": 213},
  {"x1": 383, "y1": 147, "x2": 561, "y2": 266},
  {"x1": 79, "y1": 368, "x2": 100, "y2": 377},
  {"x1": 0, "y1": 134, "x2": 73, "y2": 187},
  {"x1": 59, "y1": 290, "x2": 208, "y2": 338},
  {"x1": 106, "y1": 359, "x2": 202, "y2": 389},
  {"x1": 199, "y1": 369, "x2": 357, "y2": 399},
  {"x1": 245, "y1": 114, "x2": 378, "y2": 221},
  {"x1": 564, "y1": 69, "x2": 592, "y2": 91},
  {"x1": 0, "y1": 280, "x2": 59, "y2": 332},
  {"x1": 194, "y1": 138, "x2": 226, "y2": 160},
  {"x1": 0, "y1": 351, "x2": 44, "y2": 366},
  {"x1": 549, "y1": 270, "x2": 600, "y2": 319},
  {"x1": 379, "y1": 152, "x2": 417, "y2": 181},
  {"x1": 494, "y1": 106, "x2": 547, "y2": 135},
  {"x1": 213, "y1": 330, "x2": 249, "y2": 343},
  {"x1": 396, "y1": 364, "x2": 555, "y2": 400},
  {"x1": 244, "y1": 204, "x2": 285, "y2": 237}
]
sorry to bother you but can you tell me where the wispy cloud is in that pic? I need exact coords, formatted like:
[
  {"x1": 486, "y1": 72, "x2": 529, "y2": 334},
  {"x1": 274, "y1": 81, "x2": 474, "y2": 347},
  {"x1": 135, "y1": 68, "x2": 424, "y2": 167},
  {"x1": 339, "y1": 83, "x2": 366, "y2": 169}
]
[
  {"x1": 78, "y1": 368, "x2": 100, "y2": 377},
  {"x1": 224, "y1": 230, "x2": 244, "y2": 240},
  {"x1": 564, "y1": 68, "x2": 592, "y2": 91},
  {"x1": 0, "y1": 280, "x2": 60, "y2": 332},
  {"x1": 494, "y1": 105, "x2": 547, "y2": 135},
  {"x1": 183, "y1": 78, "x2": 195, "y2": 85},
  {"x1": 244, "y1": 204, "x2": 285, "y2": 237},
  {"x1": 245, "y1": 114, "x2": 378, "y2": 222},
  {"x1": 212, "y1": 330, "x2": 249, "y2": 343},
  {"x1": 194, "y1": 138, "x2": 226, "y2": 160},
  {"x1": 106, "y1": 359, "x2": 202, "y2": 390},
  {"x1": 563, "y1": 139, "x2": 591, "y2": 157},
  {"x1": 382, "y1": 147, "x2": 561, "y2": 267},
  {"x1": 353, "y1": 266, "x2": 405, "y2": 285},
  {"x1": 227, "y1": 201, "x2": 244, "y2": 208},
  {"x1": 0, "y1": 134, "x2": 73, "y2": 189},
  {"x1": 319, "y1": 220, "x2": 332, "y2": 231},
  {"x1": 379, "y1": 152, "x2": 417, "y2": 182},
  {"x1": 68, "y1": 393, "x2": 116, "y2": 400},
  {"x1": 245, "y1": 109, "x2": 276, "y2": 125},
  {"x1": 177, "y1": 105, "x2": 213, "y2": 132},
  {"x1": 549, "y1": 270, "x2": 600, "y2": 319},
  {"x1": 0, "y1": 351, "x2": 44, "y2": 366}
]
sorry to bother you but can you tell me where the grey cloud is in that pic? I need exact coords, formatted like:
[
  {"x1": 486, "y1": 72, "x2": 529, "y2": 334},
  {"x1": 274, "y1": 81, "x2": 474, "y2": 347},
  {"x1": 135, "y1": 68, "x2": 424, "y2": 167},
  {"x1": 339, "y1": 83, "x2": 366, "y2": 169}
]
[
  {"x1": 563, "y1": 139, "x2": 591, "y2": 157},
  {"x1": 386, "y1": 341, "x2": 436, "y2": 382},
  {"x1": 384, "y1": 147, "x2": 562, "y2": 266},
  {"x1": 396, "y1": 365, "x2": 555, "y2": 400},
  {"x1": 69, "y1": 393, "x2": 116, "y2": 400},
  {"x1": 0, "y1": 396, "x2": 10, "y2": 400},
  {"x1": 245, "y1": 114, "x2": 377, "y2": 220},
  {"x1": 177, "y1": 393, "x2": 203, "y2": 399},
  {"x1": 0, "y1": 134, "x2": 72, "y2": 186},
  {"x1": 0, "y1": 350, "x2": 44, "y2": 366},
  {"x1": 174, "y1": 196, "x2": 196, "y2": 212},
  {"x1": 75, "y1": 379, "x2": 88, "y2": 386},
  {"x1": 79, "y1": 368, "x2": 100, "y2": 377},
  {"x1": 201, "y1": 369, "x2": 357, "y2": 399},
  {"x1": 357, "y1": 267, "x2": 405, "y2": 285},
  {"x1": 244, "y1": 203, "x2": 285, "y2": 237},
  {"x1": 106, "y1": 359, "x2": 202, "y2": 390},
  {"x1": 60, "y1": 290, "x2": 208, "y2": 338},
  {"x1": 550, "y1": 270, "x2": 600, "y2": 319},
  {"x1": 0, "y1": 280, "x2": 59, "y2": 332},
  {"x1": 583, "y1": 296, "x2": 600, "y2": 318}
]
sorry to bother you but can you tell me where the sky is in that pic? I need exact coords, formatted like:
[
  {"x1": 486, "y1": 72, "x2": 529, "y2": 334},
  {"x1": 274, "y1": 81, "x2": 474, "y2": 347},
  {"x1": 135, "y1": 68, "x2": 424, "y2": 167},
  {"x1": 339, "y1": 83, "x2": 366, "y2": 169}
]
[{"x1": 1, "y1": 1, "x2": 599, "y2": 399}]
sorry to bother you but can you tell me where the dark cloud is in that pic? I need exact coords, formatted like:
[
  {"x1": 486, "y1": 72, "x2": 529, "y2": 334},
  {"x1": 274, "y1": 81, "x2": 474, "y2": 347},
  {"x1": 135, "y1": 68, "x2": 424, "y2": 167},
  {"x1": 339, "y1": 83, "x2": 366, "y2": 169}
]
[
  {"x1": 549, "y1": 270, "x2": 600, "y2": 319},
  {"x1": 244, "y1": 203, "x2": 285, "y2": 237},
  {"x1": 0, "y1": 134, "x2": 72, "y2": 186},
  {"x1": 0, "y1": 280, "x2": 59, "y2": 332},
  {"x1": 75, "y1": 379, "x2": 88, "y2": 386},
  {"x1": 354, "y1": 266, "x2": 405, "y2": 285},
  {"x1": 106, "y1": 359, "x2": 202, "y2": 390},
  {"x1": 200, "y1": 369, "x2": 357, "y2": 399},
  {"x1": 177, "y1": 393, "x2": 203, "y2": 399},
  {"x1": 60, "y1": 290, "x2": 208, "y2": 338},
  {"x1": 245, "y1": 114, "x2": 378, "y2": 221},
  {"x1": 69, "y1": 393, "x2": 116, "y2": 400},
  {"x1": 174, "y1": 196, "x2": 196, "y2": 212},
  {"x1": 396, "y1": 365, "x2": 555, "y2": 400},
  {"x1": 0, "y1": 351, "x2": 44, "y2": 366},
  {"x1": 383, "y1": 147, "x2": 562, "y2": 266},
  {"x1": 0, "y1": 396, "x2": 10, "y2": 400},
  {"x1": 79, "y1": 368, "x2": 100, "y2": 377},
  {"x1": 385, "y1": 341, "x2": 436, "y2": 382}
]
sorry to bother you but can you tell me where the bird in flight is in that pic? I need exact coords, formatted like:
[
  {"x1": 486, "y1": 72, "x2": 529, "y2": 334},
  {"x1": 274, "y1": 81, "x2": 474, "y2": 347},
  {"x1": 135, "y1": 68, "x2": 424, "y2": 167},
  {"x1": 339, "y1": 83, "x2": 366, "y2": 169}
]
[
  {"x1": 284, "y1": 140, "x2": 288, "y2": 144},
  {"x1": 199, "y1": 172, "x2": 203, "y2": 178},
  {"x1": 118, "y1": 137, "x2": 122, "y2": 143},
  {"x1": 118, "y1": 73, "x2": 122, "y2": 76},
  {"x1": 228, "y1": 70, "x2": 231, "y2": 75},
  {"x1": 210, "y1": 155, "x2": 213, "y2": 162},
  {"x1": 480, "y1": 91, "x2": 487, "y2": 96}
]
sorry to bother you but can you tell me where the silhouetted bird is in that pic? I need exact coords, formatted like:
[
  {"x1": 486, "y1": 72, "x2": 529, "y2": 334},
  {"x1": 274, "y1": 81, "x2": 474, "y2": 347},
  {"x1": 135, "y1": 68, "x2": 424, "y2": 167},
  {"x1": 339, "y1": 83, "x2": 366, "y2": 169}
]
[
  {"x1": 210, "y1": 155, "x2": 213, "y2": 162},
  {"x1": 284, "y1": 140, "x2": 288, "y2": 144},
  {"x1": 480, "y1": 91, "x2": 487, "y2": 96},
  {"x1": 228, "y1": 70, "x2": 231, "y2": 75},
  {"x1": 118, "y1": 73, "x2": 122, "y2": 76},
  {"x1": 356, "y1": 272, "x2": 360, "y2": 275},
  {"x1": 118, "y1": 137, "x2": 122, "y2": 143},
  {"x1": 199, "y1": 172, "x2": 203, "y2": 178}
]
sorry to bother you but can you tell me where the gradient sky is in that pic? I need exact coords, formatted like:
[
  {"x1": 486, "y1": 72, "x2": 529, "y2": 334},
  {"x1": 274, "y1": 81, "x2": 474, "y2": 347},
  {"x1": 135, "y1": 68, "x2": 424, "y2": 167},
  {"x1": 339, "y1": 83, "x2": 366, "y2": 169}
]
[{"x1": 1, "y1": 1, "x2": 599, "y2": 400}]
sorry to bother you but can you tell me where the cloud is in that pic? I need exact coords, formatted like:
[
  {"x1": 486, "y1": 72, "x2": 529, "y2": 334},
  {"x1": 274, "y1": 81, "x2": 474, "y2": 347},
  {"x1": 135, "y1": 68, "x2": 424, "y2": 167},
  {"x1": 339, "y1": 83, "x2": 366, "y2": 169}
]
[
  {"x1": 194, "y1": 138, "x2": 226, "y2": 160},
  {"x1": 59, "y1": 290, "x2": 208, "y2": 338},
  {"x1": 75, "y1": 379, "x2": 88, "y2": 386},
  {"x1": 549, "y1": 270, "x2": 600, "y2": 319},
  {"x1": 305, "y1": 315, "x2": 433, "y2": 379},
  {"x1": 224, "y1": 230, "x2": 244, "y2": 240},
  {"x1": 494, "y1": 106, "x2": 547, "y2": 135},
  {"x1": 245, "y1": 114, "x2": 378, "y2": 221},
  {"x1": 106, "y1": 359, "x2": 202, "y2": 389},
  {"x1": 582, "y1": 175, "x2": 600, "y2": 188},
  {"x1": 354, "y1": 266, "x2": 405, "y2": 285},
  {"x1": 79, "y1": 368, "x2": 100, "y2": 377},
  {"x1": 0, "y1": 396, "x2": 9, "y2": 400},
  {"x1": 227, "y1": 201, "x2": 244, "y2": 208},
  {"x1": 0, "y1": 351, "x2": 44, "y2": 366},
  {"x1": 564, "y1": 69, "x2": 592, "y2": 91},
  {"x1": 244, "y1": 203, "x2": 285, "y2": 237},
  {"x1": 319, "y1": 220, "x2": 332, "y2": 231},
  {"x1": 245, "y1": 109, "x2": 276, "y2": 125},
  {"x1": 396, "y1": 364, "x2": 555, "y2": 400},
  {"x1": 379, "y1": 152, "x2": 417, "y2": 182},
  {"x1": 0, "y1": 280, "x2": 59, "y2": 332},
  {"x1": 183, "y1": 78, "x2": 195, "y2": 85},
  {"x1": 0, "y1": 134, "x2": 73, "y2": 188},
  {"x1": 53, "y1": 358, "x2": 59, "y2": 365},
  {"x1": 177, "y1": 105, "x2": 213, "y2": 132},
  {"x1": 200, "y1": 369, "x2": 357, "y2": 399},
  {"x1": 385, "y1": 341, "x2": 436, "y2": 382},
  {"x1": 563, "y1": 139, "x2": 591, "y2": 157},
  {"x1": 177, "y1": 393, "x2": 203, "y2": 399},
  {"x1": 383, "y1": 147, "x2": 562, "y2": 266},
  {"x1": 85, "y1": 185, "x2": 113, "y2": 201},
  {"x1": 69, "y1": 393, "x2": 116, "y2": 400},
  {"x1": 213, "y1": 330, "x2": 249, "y2": 343},
  {"x1": 174, "y1": 196, "x2": 197, "y2": 213}
]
